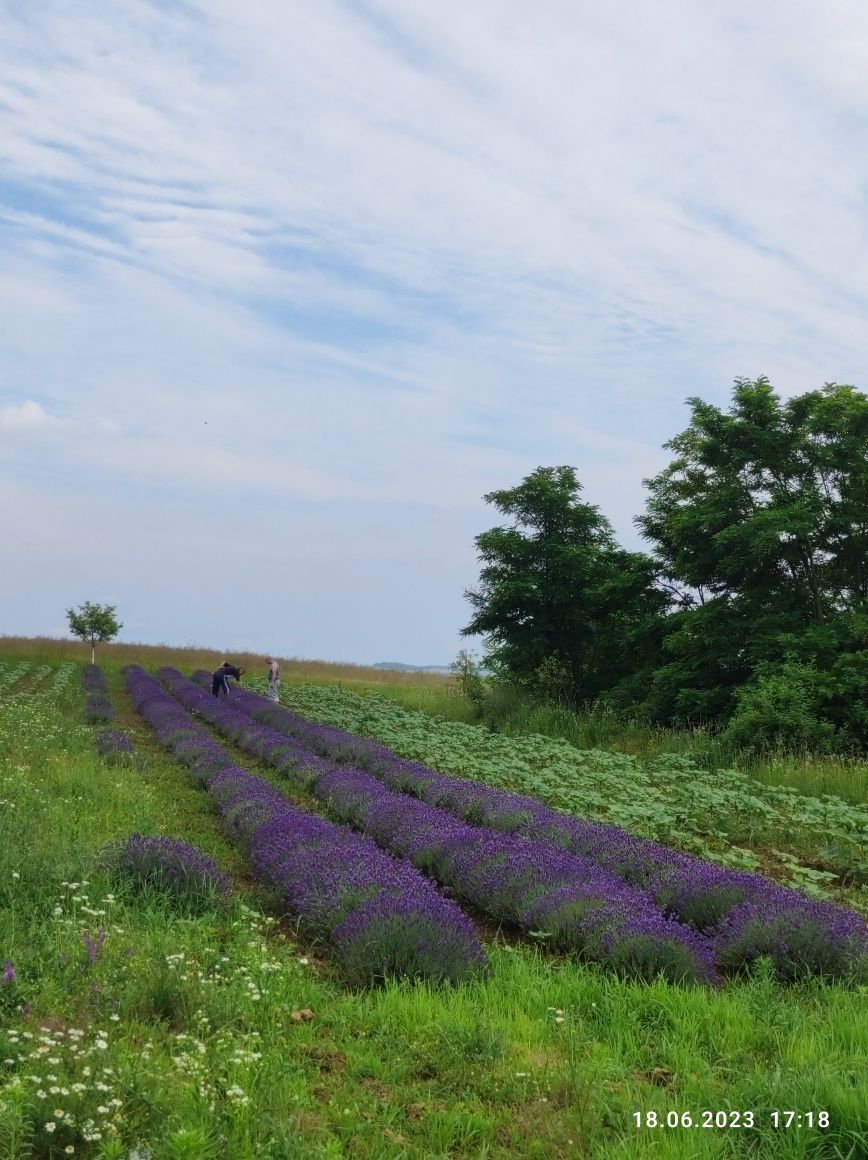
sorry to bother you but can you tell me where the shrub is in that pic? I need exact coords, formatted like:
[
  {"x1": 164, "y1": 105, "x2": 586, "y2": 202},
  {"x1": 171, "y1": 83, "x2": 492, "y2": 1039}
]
[
  {"x1": 81, "y1": 664, "x2": 115, "y2": 724},
  {"x1": 101, "y1": 833, "x2": 231, "y2": 913},
  {"x1": 721, "y1": 661, "x2": 838, "y2": 754},
  {"x1": 94, "y1": 728, "x2": 143, "y2": 766}
]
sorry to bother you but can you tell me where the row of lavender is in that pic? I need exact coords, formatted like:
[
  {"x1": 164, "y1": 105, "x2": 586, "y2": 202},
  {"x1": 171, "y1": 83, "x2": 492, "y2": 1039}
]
[
  {"x1": 81, "y1": 664, "x2": 114, "y2": 723},
  {"x1": 165, "y1": 668, "x2": 720, "y2": 983},
  {"x1": 81, "y1": 664, "x2": 142, "y2": 764},
  {"x1": 123, "y1": 665, "x2": 486, "y2": 984},
  {"x1": 188, "y1": 670, "x2": 868, "y2": 984}
]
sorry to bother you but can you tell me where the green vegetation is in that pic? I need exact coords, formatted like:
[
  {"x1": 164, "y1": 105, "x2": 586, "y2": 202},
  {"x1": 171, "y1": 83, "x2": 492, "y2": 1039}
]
[
  {"x1": 462, "y1": 466, "x2": 665, "y2": 700},
  {"x1": 272, "y1": 683, "x2": 868, "y2": 912},
  {"x1": 463, "y1": 379, "x2": 868, "y2": 756},
  {"x1": 2, "y1": 648, "x2": 867, "y2": 1158}
]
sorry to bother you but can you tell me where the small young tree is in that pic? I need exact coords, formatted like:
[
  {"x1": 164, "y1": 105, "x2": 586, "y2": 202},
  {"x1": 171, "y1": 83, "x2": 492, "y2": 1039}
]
[
  {"x1": 450, "y1": 649, "x2": 488, "y2": 709},
  {"x1": 66, "y1": 602, "x2": 123, "y2": 663}
]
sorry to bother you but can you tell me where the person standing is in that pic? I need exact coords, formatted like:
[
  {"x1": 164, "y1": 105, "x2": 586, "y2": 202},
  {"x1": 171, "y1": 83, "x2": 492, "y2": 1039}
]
[
  {"x1": 211, "y1": 661, "x2": 244, "y2": 697},
  {"x1": 265, "y1": 656, "x2": 280, "y2": 702}
]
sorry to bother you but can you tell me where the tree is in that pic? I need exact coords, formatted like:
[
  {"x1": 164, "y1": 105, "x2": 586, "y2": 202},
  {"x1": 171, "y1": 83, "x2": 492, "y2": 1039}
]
[
  {"x1": 66, "y1": 602, "x2": 123, "y2": 663},
  {"x1": 462, "y1": 467, "x2": 666, "y2": 702},
  {"x1": 637, "y1": 378, "x2": 868, "y2": 726},
  {"x1": 449, "y1": 649, "x2": 488, "y2": 709}
]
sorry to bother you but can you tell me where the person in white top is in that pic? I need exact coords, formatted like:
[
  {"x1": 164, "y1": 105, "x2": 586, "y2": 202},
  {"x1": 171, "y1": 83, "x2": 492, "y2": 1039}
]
[{"x1": 265, "y1": 656, "x2": 280, "y2": 702}]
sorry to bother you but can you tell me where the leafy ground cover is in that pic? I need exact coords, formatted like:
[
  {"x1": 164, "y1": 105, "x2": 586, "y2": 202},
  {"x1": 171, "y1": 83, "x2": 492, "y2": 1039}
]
[
  {"x1": 265, "y1": 683, "x2": 868, "y2": 912},
  {"x1": 1, "y1": 651, "x2": 866, "y2": 1158}
]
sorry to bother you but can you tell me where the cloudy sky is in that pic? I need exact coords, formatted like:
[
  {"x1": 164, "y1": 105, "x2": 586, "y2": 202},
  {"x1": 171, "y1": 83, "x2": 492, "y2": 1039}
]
[{"x1": 2, "y1": 1, "x2": 867, "y2": 664}]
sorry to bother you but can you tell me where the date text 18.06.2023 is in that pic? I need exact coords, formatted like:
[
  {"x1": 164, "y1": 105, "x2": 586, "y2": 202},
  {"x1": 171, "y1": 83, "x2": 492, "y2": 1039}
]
[{"x1": 632, "y1": 1111, "x2": 829, "y2": 1129}]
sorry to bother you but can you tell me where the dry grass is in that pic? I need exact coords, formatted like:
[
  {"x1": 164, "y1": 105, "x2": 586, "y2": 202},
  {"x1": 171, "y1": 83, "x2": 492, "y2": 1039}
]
[{"x1": 0, "y1": 635, "x2": 456, "y2": 689}]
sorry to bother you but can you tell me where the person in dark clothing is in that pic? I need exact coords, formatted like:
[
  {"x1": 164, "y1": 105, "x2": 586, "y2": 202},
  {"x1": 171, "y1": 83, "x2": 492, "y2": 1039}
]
[{"x1": 211, "y1": 661, "x2": 245, "y2": 697}]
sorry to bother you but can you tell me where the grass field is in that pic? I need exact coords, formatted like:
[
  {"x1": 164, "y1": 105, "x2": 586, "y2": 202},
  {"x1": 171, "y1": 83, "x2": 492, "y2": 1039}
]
[{"x1": 1, "y1": 638, "x2": 866, "y2": 1159}]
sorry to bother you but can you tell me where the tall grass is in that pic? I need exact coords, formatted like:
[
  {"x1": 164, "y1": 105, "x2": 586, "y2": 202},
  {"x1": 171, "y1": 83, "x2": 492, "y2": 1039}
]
[{"x1": 0, "y1": 636, "x2": 454, "y2": 690}]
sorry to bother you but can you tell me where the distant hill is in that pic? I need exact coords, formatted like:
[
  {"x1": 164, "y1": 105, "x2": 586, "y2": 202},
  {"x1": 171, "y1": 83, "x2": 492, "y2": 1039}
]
[{"x1": 372, "y1": 661, "x2": 452, "y2": 674}]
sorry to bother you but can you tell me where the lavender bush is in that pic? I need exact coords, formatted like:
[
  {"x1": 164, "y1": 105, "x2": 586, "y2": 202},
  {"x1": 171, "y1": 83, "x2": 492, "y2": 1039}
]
[
  {"x1": 194, "y1": 670, "x2": 868, "y2": 984},
  {"x1": 101, "y1": 832, "x2": 230, "y2": 913},
  {"x1": 125, "y1": 666, "x2": 487, "y2": 985},
  {"x1": 94, "y1": 728, "x2": 143, "y2": 767},
  {"x1": 316, "y1": 767, "x2": 720, "y2": 984}
]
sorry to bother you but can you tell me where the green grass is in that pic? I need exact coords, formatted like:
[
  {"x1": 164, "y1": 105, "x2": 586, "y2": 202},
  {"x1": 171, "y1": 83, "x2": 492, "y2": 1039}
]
[{"x1": 1, "y1": 647, "x2": 867, "y2": 1158}]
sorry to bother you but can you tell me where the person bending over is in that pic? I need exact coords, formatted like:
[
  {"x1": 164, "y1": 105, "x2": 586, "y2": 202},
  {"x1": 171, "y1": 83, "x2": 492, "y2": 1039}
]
[{"x1": 211, "y1": 661, "x2": 245, "y2": 697}]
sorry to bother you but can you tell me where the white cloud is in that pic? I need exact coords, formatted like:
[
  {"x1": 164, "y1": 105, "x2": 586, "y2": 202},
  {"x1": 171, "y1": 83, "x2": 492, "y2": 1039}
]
[{"x1": 0, "y1": 400, "x2": 65, "y2": 431}]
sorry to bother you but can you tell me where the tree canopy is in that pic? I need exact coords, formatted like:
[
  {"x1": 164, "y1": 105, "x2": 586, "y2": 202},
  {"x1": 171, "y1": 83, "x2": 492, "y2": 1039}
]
[
  {"x1": 637, "y1": 379, "x2": 868, "y2": 730},
  {"x1": 462, "y1": 466, "x2": 666, "y2": 702},
  {"x1": 463, "y1": 380, "x2": 868, "y2": 751}
]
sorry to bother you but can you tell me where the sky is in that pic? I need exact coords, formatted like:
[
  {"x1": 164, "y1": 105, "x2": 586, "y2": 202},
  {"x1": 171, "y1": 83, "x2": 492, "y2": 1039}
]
[{"x1": 2, "y1": 1, "x2": 867, "y2": 664}]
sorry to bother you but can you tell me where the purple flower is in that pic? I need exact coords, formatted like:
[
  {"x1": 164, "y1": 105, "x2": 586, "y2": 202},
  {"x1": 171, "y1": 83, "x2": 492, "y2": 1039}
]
[
  {"x1": 82, "y1": 929, "x2": 107, "y2": 965},
  {"x1": 165, "y1": 668, "x2": 718, "y2": 984},
  {"x1": 1, "y1": 963, "x2": 15, "y2": 985},
  {"x1": 101, "y1": 831, "x2": 231, "y2": 912},
  {"x1": 94, "y1": 729, "x2": 138, "y2": 764}
]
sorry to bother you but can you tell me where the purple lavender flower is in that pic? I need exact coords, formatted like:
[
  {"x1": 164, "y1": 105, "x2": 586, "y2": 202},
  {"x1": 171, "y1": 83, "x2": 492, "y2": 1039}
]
[
  {"x1": 1, "y1": 963, "x2": 15, "y2": 985},
  {"x1": 81, "y1": 665, "x2": 114, "y2": 723},
  {"x1": 82, "y1": 664, "x2": 108, "y2": 691},
  {"x1": 163, "y1": 668, "x2": 718, "y2": 984},
  {"x1": 94, "y1": 728, "x2": 139, "y2": 764}
]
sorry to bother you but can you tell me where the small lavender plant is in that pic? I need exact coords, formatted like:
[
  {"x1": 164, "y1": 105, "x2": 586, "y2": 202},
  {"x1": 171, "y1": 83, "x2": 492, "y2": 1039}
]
[
  {"x1": 101, "y1": 832, "x2": 231, "y2": 913},
  {"x1": 94, "y1": 728, "x2": 142, "y2": 766}
]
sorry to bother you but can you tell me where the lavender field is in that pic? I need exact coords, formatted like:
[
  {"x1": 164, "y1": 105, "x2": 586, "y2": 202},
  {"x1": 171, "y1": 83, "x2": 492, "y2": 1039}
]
[{"x1": 1, "y1": 643, "x2": 866, "y2": 1159}]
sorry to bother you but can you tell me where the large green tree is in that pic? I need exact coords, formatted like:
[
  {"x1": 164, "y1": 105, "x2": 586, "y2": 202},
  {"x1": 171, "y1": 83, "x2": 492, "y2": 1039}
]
[
  {"x1": 463, "y1": 466, "x2": 666, "y2": 701},
  {"x1": 638, "y1": 378, "x2": 868, "y2": 729}
]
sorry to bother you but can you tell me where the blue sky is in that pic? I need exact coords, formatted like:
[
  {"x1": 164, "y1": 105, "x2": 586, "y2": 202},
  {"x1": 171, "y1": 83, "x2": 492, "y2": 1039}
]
[{"x1": 2, "y1": 0, "x2": 867, "y2": 663}]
